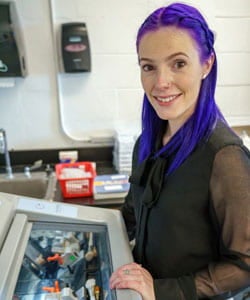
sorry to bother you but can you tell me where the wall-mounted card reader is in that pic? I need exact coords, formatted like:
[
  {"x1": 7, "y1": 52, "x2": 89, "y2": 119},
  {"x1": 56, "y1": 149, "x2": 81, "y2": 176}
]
[
  {"x1": 61, "y1": 22, "x2": 91, "y2": 73},
  {"x1": 0, "y1": 2, "x2": 27, "y2": 77}
]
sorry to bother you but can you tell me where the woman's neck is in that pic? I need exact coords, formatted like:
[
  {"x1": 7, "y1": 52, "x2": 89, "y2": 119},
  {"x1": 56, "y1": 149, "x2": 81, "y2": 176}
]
[{"x1": 162, "y1": 122, "x2": 182, "y2": 146}]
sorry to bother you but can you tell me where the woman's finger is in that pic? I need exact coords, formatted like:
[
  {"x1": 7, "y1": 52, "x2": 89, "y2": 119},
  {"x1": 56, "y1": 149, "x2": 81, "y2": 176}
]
[{"x1": 110, "y1": 263, "x2": 155, "y2": 300}]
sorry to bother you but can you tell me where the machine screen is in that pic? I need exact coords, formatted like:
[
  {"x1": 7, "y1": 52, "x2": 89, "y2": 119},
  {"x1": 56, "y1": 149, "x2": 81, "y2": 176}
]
[{"x1": 13, "y1": 221, "x2": 114, "y2": 300}]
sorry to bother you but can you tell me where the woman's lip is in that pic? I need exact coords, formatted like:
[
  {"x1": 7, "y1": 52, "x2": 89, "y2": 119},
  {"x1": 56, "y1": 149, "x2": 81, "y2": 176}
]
[{"x1": 154, "y1": 94, "x2": 181, "y2": 104}]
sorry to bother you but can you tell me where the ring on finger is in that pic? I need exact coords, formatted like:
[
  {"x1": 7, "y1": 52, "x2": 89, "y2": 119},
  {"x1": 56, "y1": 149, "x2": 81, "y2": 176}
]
[{"x1": 123, "y1": 269, "x2": 130, "y2": 275}]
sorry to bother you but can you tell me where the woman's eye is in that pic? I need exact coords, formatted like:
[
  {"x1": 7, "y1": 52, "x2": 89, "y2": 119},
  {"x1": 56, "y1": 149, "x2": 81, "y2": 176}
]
[
  {"x1": 174, "y1": 60, "x2": 186, "y2": 69},
  {"x1": 141, "y1": 64, "x2": 154, "y2": 72}
]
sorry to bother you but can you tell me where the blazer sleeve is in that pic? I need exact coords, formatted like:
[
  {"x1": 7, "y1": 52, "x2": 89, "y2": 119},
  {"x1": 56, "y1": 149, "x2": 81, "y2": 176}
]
[{"x1": 194, "y1": 145, "x2": 250, "y2": 298}]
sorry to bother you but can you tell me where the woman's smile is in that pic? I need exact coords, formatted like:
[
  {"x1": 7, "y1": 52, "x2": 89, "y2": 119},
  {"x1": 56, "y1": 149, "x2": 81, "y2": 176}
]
[{"x1": 154, "y1": 93, "x2": 182, "y2": 105}]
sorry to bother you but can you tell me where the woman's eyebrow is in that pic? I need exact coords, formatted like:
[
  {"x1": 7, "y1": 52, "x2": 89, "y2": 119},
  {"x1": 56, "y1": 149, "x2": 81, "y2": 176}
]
[{"x1": 139, "y1": 52, "x2": 189, "y2": 64}]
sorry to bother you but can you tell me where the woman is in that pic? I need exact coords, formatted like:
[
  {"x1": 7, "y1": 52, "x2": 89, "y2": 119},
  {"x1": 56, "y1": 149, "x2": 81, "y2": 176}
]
[{"x1": 110, "y1": 2, "x2": 250, "y2": 300}]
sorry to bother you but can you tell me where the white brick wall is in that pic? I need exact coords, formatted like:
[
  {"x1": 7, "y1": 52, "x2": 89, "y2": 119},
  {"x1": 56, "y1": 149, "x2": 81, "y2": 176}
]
[
  {"x1": 214, "y1": 0, "x2": 250, "y2": 126},
  {"x1": 0, "y1": 0, "x2": 249, "y2": 149},
  {"x1": 215, "y1": 0, "x2": 250, "y2": 16}
]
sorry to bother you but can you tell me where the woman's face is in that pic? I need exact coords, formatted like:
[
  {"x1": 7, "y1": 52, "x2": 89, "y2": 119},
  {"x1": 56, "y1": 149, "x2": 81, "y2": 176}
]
[{"x1": 138, "y1": 26, "x2": 213, "y2": 131}]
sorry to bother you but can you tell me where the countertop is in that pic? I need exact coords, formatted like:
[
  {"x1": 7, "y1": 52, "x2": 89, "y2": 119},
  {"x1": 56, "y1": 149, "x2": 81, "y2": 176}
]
[
  {"x1": 54, "y1": 182, "x2": 125, "y2": 209},
  {"x1": 53, "y1": 161, "x2": 125, "y2": 209},
  {"x1": 0, "y1": 145, "x2": 126, "y2": 209}
]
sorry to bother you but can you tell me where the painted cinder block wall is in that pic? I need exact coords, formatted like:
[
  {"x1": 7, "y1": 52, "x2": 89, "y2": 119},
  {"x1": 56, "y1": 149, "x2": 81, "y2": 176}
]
[{"x1": 0, "y1": 0, "x2": 249, "y2": 150}]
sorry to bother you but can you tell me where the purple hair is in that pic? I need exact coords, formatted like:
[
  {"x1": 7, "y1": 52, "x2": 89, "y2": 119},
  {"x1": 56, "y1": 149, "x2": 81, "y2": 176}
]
[{"x1": 137, "y1": 2, "x2": 226, "y2": 174}]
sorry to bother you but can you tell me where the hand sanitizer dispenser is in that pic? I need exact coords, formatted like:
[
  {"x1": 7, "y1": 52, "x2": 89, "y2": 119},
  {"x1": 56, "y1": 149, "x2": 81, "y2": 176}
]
[
  {"x1": 61, "y1": 22, "x2": 91, "y2": 73},
  {"x1": 0, "y1": 2, "x2": 27, "y2": 77}
]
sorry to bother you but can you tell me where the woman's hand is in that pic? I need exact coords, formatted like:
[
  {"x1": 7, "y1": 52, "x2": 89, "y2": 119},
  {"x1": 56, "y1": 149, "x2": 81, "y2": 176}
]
[{"x1": 109, "y1": 262, "x2": 156, "y2": 300}]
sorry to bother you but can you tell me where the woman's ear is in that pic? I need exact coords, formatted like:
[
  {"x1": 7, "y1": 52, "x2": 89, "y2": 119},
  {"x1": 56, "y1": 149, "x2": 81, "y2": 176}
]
[{"x1": 202, "y1": 53, "x2": 215, "y2": 79}]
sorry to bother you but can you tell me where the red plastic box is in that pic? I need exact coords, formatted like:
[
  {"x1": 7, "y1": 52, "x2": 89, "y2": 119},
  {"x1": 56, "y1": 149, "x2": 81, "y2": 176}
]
[{"x1": 56, "y1": 162, "x2": 96, "y2": 198}]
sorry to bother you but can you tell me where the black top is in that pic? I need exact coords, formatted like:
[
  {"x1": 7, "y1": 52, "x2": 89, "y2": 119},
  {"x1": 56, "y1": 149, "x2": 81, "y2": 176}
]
[{"x1": 122, "y1": 121, "x2": 250, "y2": 299}]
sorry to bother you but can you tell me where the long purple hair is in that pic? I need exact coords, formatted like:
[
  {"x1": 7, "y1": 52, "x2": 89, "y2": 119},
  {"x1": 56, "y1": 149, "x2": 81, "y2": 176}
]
[{"x1": 136, "y1": 2, "x2": 226, "y2": 174}]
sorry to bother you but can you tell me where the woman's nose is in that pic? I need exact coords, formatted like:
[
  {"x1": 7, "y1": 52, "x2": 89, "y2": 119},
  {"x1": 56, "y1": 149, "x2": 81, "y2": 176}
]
[{"x1": 155, "y1": 69, "x2": 171, "y2": 88}]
